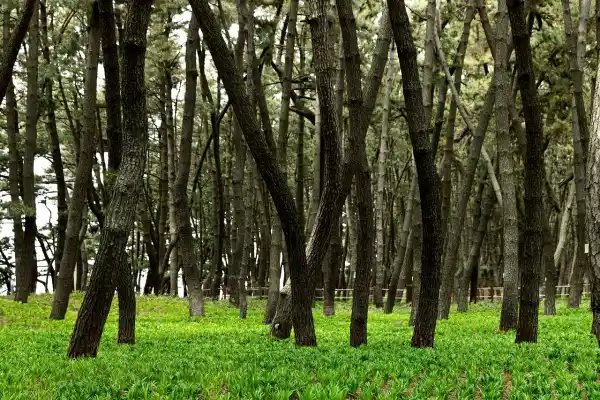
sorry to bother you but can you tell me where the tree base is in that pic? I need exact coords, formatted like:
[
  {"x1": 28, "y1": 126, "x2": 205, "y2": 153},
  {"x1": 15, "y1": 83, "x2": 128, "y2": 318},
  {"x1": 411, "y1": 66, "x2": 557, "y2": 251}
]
[{"x1": 270, "y1": 284, "x2": 292, "y2": 339}]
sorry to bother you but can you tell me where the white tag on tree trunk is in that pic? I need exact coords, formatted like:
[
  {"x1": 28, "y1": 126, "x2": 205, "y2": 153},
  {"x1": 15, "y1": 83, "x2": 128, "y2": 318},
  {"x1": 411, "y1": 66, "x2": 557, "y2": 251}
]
[{"x1": 585, "y1": 243, "x2": 590, "y2": 254}]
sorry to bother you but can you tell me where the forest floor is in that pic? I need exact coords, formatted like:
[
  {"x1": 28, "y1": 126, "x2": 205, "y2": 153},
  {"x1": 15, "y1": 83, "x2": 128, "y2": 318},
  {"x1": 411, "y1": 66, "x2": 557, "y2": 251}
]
[{"x1": 0, "y1": 294, "x2": 598, "y2": 399}]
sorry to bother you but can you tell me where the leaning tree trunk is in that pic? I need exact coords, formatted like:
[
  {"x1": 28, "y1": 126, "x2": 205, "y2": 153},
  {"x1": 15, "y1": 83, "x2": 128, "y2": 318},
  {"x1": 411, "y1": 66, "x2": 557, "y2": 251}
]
[
  {"x1": 67, "y1": 0, "x2": 153, "y2": 358},
  {"x1": 16, "y1": 0, "x2": 39, "y2": 302},
  {"x1": 50, "y1": 4, "x2": 100, "y2": 319},
  {"x1": 440, "y1": 0, "x2": 475, "y2": 243},
  {"x1": 0, "y1": 0, "x2": 37, "y2": 105},
  {"x1": 193, "y1": 0, "x2": 317, "y2": 346},
  {"x1": 508, "y1": 0, "x2": 545, "y2": 344},
  {"x1": 435, "y1": 28, "x2": 496, "y2": 319},
  {"x1": 388, "y1": 0, "x2": 443, "y2": 348},
  {"x1": 497, "y1": 0, "x2": 520, "y2": 332}
]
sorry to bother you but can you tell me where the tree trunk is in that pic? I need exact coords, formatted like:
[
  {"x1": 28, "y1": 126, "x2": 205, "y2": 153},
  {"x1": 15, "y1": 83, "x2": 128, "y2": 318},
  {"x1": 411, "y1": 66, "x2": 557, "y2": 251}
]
[
  {"x1": 0, "y1": 0, "x2": 37, "y2": 105},
  {"x1": 561, "y1": 0, "x2": 590, "y2": 310},
  {"x1": 40, "y1": 2, "x2": 66, "y2": 283},
  {"x1": 497, "y1": 0, "x2": 519, "y2": 331},
  {"x1": 507, "y1": 0, "x2": 545, "y2": 344},
  {"x1": 67, "y1": 0, "x2": 153, "y2": 358},
  {"x1": 375, "y1": 41, "x2": 395, "y2": 308},
  {"x1": 166, "y1": 71, "x2": 179, "y2": 297},
  {"x1": 409, "y1": 191, "x2": 422, "y2": 326},
  {"x1": 435, "y1": 30, "x2": 496, "y2": 319},
  {"x1": 543, "y1": 202, "x2": 557, "y2": 316},
  {"x1": 98, "y1": 0, "x2": 123, "y2": 178},
  {"x1": 50, "y1": 4, "x2": 100, "y2": 319},
  {"x1": 3, "y1": 8, "x2": 24, "y2": 301},
  {"x1": 388, "y1": 0, "x2": 443, "y2": 347},
  {"x1": 440, "y1": 1, "x2": 475, "y2": 242},
  {"x1": 173, "y1": 14, "x2": 205, "y2": 316},
  {"x1": 385, "y1": 177, "x2": 416, "y2": 313},
  {"x1": 17, "y1": 0, "x2": 39, "y2": 302}
]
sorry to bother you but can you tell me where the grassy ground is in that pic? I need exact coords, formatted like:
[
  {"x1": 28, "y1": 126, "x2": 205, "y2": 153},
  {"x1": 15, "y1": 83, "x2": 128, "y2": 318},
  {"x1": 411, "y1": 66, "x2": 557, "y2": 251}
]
[{"x1": 0, "y1": 294, "x2": 598, "y2": 399}]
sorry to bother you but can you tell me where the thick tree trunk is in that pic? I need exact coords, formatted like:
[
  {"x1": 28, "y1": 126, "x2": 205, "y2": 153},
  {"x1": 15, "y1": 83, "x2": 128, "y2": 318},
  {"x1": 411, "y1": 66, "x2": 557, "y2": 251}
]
[
  {"x1": 0, "y1": 0, "x2": 37, "y2": 105},
  {"x1": 50, "y1": 4, "x2": 100, "y2": 319},
  {"x1": 16, "y1": 0, "x2": 39, "y2": 302},
  {"x1": 67, "y1": 0, "x2": 153, "y2": 358},
  {"x1": 508, "y1": 0, "x2": 545, "y2": 344},
  {"x1": 497, "y1": 0, "x2": 519, "y2": 331},
  {"x1": 388, "y1": 0, "x2": 443, "y2": 347},
  {"x1": 586, "y1": 37, "x2": 600, "y2": 346}
]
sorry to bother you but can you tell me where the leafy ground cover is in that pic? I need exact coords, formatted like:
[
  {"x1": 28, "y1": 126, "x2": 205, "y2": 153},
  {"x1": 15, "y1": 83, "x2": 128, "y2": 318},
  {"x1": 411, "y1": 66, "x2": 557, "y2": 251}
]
[{"x1": 0, "y1": 294, "x2": 598, "y2": 399}]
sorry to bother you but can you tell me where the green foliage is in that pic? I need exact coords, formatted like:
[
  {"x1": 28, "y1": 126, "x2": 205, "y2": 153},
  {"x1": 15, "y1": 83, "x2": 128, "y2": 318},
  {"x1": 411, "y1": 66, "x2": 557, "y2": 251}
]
[{"x1": 0, "y1": 295, "x2": 598, "y2": 399}]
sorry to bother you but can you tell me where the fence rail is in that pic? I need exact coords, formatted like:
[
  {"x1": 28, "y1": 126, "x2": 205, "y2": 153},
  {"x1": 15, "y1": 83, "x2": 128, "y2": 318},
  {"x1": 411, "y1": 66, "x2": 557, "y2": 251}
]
[{"x1": 197, "y1": 284, "x2": 591, "y2": 302}]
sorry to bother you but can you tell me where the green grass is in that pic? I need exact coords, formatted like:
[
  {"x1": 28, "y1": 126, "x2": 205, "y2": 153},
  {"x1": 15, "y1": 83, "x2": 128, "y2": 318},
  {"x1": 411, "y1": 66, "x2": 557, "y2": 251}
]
[{"x1": 0, "y1": 294, "x2": 598, "y2": 399}]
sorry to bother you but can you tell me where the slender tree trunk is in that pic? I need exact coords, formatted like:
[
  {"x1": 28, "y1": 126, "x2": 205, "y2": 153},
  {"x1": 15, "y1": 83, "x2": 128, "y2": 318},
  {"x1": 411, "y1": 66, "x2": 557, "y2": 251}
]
[
  {"x1": 50, "y1": 4, "x2": 100, "y2": 319},
  {"x1": 388, "y1": 0, "x2": 443, "y2": 347},
  {"x1": 17, "y1": 0, "x2": 39, "y2": 301},
  {"x1": 385, "y1": 177, "x2": 416, "y2": 313},
  {"x1": 67, "y1": 0, "x2": 153, "y2": 358},
  {"x1": 440, "y1": 1, "x2": 475, "y2": 242},
  {"x1": 409, "y1": 190, "x2": 422, "y2": 326},
  {"x1": 40, "y1": 3, "x2": 66, "y2": 283},
  {"x1": 3, "y1": 8, "x2": 24, "y2": 299},
  {"x1": 508, "y1": 0, "x2": 545, "y2": 344},
  {"x1": 435, "y1": 37, "x2": 496, "y2": 319},
  {"x1": 497, "y1": 0, "x2": 519, "y2": 331},
  {"x1": 157, "y1": 82, "x2": 169, "y2": 293},
  {"x1": 561, "y1": 0, "x2": 590, "y2": 309},
  {"x1": 375, "y1": 41, "x2": 395, "y2": 308},
  {"x1": 98, "y1": 0, "x2": 123, "y2": 179},
  {"x1": 173, "y1": 15, "x2": 204, "y2": 316},
  {"x1": 543, "y1": 204, "x2": 557, "y2": 315}
]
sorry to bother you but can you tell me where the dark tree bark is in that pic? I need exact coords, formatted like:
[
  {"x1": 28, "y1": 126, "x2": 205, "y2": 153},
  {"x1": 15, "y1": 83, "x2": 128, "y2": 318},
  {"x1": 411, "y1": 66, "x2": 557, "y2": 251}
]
[
  {"x1": 67, "y1": 0, "x2": 153, "y2": 358},
  {"x1": 98, "y1": 0, "x2": 123, "y2": 178},
  {"x1": 40, "y1": 2, "x2": 67, "y2": 283},
  {"x1": 174, "y1": 14, "x2": 204, "y2": 316},
  {"x1": 507, "y1": 0, "x2": 545, "y2": 344},
  {"x1": 388, "y1": 0, "x2": 443, "y2": 348},
  {"x1": 3, "y1": 7, "x2": 24, "y2": 301},
  {"x1": 19, "y1": 0, "x2": 39, "y2": 300},
  {"x1": 50, "y1": 3, "x2": 100, "y2": 320},
  {"x1": 0, "y1": 0, "x2": 37, "y2": 105}
]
